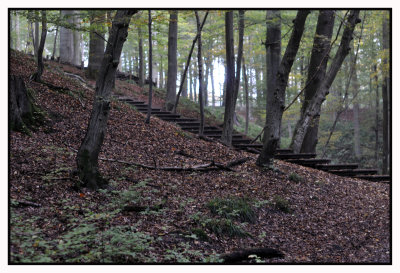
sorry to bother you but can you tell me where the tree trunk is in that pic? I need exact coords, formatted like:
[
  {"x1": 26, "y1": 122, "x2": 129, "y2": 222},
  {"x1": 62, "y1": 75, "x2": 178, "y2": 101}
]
[
  {"x1": 88, "y1": 10, "x2": 106, "y2": 79},
  {"x1": 16, "y1": 12, "x2": 20, "y2": 50},
  {"x1": 34, "y1": 11, "x2": 39, "y2": 58},
  {"x1": 298, "y1": 10, "x2": 335, "y2": 154},
  {"x1": 220, "y1": 11, "x2": 235, "y2": 146},
  {"x1": 31, "y1": 11, "x2": 47, "y2": 83},
  {"x1": 210, "y1": 61, "x2": 215, "y2": 107},
  {"x1": 382, "y1": 14, "x2": 390, "y2": 175},
  {"x1": 195, "y1": 11, "x2": 205, "y2": 136},
  {"x1": 138, "y1": 25, "x2": 145, "y2": 87},
  {"x1": 189, "y1": 64, "x2": 193, "y2": 100},
  {"x1": 60, "y1": 10, "x2": 74, "y2": 64},
  {"x1": 351, "y1": 50, "x2": 361, "y2": 159},
  {"x1": 76, "y1": 10, "x2": 136, "y2": 190},
  {"x1": 145, "y1": 11, "x2": 153, "y2": 124},
  {"x1": 159, "y1": 55, "x2": 164, "y2": 89},
  {"x1": 373, "y1": 64, "x2": 379, "y2": 164},
  {"x1": 51, "y1": 25, "x2": 58, "y2": 60},
  {"x1": 72, "y1": 11, "x2": 82, "y2": 66},
  {"x1": 256, "y1": 10, "x2": 310, "y2": 167},
  {"x1": 181, "y1": 63, "x2": 188, "y2": 97},
  {"x1": 290, "y1": 10, "x2": 360, "y2": 154},
  {"x1": 165, "y1": 10, "x2": 178, "y2": 111},
  {"x1": 243, "y1": 58, "x2": 249, "y2": 135}
]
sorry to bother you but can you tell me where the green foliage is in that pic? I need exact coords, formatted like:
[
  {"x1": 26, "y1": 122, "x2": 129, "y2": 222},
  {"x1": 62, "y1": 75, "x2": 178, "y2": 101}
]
[
  {"x1": 288, "y1": 172, "x2": 304, "y2": 183},
  {"x1": 190, "y1": 228, "x2": 209, "y2": 241},
  {"x1": 272, "y1": 195, "x2": 291, "y2": 213},
  {"x1": 207, "y1": 196, "x2": 256, "y2": 223},
  {"x1": 204, "y1": 218, "x2": 249, "y2": 237}
]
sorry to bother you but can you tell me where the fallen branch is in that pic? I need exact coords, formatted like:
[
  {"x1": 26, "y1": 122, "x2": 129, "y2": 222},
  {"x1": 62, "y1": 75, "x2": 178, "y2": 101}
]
[
  {"x1": 220, "y1": 247, "x2": 284, "y2": 263},
  {"x1": 250, "y1": 127, "x2": 265, "y2": 143},
  {"x1": 11, "y1": 199, "x2": 41, "y2": 208}
]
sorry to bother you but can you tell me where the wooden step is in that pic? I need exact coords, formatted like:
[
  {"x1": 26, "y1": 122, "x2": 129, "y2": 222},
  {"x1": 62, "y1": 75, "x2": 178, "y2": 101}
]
[
  {"x1": 329, "y1": 169, "x2": 378, "y2": 177},
  {"x1": 137, "y1": 109, "x2": 162, "y2": 113},
  {"x1": 354, "y1": 175, "x2": 390, "y2": 182},
  {"x1": 315, "y1": 163, "x2": 358, "y2": 171},
  {"x1": 125, "y1": 100, "x2": 146, "y2": 105},
  {"x1": 286, "y1": 158, "x2": 331, "y2": 167},
  {"x1": 155, "y1": 114, "x2": 181, "y2": 119},
  {"x1": 177, "y1": 122, "x2": 200, "y2": 126},
  {"x1": 231, "y1": 139, "x2": 252, "y2": 144},
  {"x1": 181, "y1": 126, "x2": 218, "y2": 131},
  {"x1": 275, "y1": 153, "x2": 316, "y2": 160},
  {"x1": 276, "y1": 149, "x2": 293, "y2": 154},
  {"x1": 233, "y1": 143, "x2": 263, "y2": 149},
  {"x1": 208, "y1": 134, "x2": 243, "y2": 139}
]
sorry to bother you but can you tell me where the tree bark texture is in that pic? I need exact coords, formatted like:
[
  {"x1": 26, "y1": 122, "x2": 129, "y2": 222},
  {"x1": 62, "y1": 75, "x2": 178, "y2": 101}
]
[
  {"x1": 76, "y1": 10, "x2": 136, "y2": 190},
  {"x1": 138, "y1": 25, "x2": 145, "y2": 87},
  {"x1": 31, "y1": 11, "x2": 47, "y2": 83},
  {"x1": 298, "y1": 10, "x2": 335, "y2": 154},
  {"x1": 242, "y1": 58, "x2": 250, "y2": 135},
  {"x1": 165, "y1": 10, "x2": 178, "y2": 111},
  {"x1": 60, "y1": 10, "x2": 74, "y2": 64},
  {"x1": 290, "y1": 10, "x2": 360, "y2": 154},
  {"x1": 88, "y1": 10, "x2": 106, "y2": 79},
  {"x1": 220, "y1": 11, "x2": 235, "y2": 146},
  {"x1": 256, "y1": 10, "x2": 310, "y2": 167}
]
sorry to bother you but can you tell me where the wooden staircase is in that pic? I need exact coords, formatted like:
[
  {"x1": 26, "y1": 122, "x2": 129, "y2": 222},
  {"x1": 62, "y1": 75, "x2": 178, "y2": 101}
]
[{"x1": 117, "y1": 96, "x2": 390, "y2": 184}]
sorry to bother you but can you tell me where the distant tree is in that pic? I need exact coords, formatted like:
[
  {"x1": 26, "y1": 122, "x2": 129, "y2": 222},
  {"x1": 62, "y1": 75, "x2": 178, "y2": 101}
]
[
  {"x1": 165, "y1": 10, "x2": 178, "y2": 111},
  {"x1": 138, "y1": 17, "x2": 145, "y2": 87},
  {"x1": 145, "y1": 10, "x2": 153, "y2": 124},
  {"x1": 88, "y1": 10, "x2": 106, "y2": 79},
  {"x1": 31, "y1": 10, "x2": 47, "y2": 83},
  {"x1": 195, "y1": 11, "x2": 205, "y2": 136},
  {"x1": 256, "y1": 10, "x2": 310, "y2": 167},
  {"x1": 76, "y1": 10, "x2": 136, "y2": 190}
]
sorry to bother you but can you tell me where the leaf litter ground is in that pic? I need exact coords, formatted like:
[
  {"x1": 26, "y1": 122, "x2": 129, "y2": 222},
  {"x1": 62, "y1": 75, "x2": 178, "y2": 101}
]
[{"x1": 9, "y1": 50, "x2": 390, "y2": 263}]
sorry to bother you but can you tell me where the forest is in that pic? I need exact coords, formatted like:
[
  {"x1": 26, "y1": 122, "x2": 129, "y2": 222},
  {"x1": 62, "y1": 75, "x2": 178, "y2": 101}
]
[{"x1": 9, "y1": 9, "x2": 391, "y2": 264}]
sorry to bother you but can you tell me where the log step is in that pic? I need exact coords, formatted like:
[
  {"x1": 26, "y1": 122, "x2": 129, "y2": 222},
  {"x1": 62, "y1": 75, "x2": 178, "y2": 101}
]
[
  {"x1": 231, "y1": 139, "x2": 253, "y2": 144},
  {"x1": 208, "y1": 134, "x2": 243, "y2": 139},
  {"x1": 233, "y1": 143, "x2": 263, "y2": 149},
  {"x1": 315, "y1": 163, "x2": 358, "y2": 171},
  {"x1": 156, "y1": 114, "x2": 181, "y2": 118},
  {"x1": 354, "y1": 175, "x2": 391, "y2": 182},
  {"x1": 275, "y1": 153, "x2": 317, "y2": 160},
  {"x1": 137, "y1": 109, "x2": 162, "y2": 113},
  {"x1": 125, "y1": 101, "x2": 146, "y2": 105},
  {"x1": 181, "y1": 126, "x2": 218, "y2": 130},
  {"x1": 276, "y1": 149, "x2": 293, "y2": 154},
  {"x1": 286, "y1": 158, "x2": 331, "y2": 167},
  {"x1": 329, "y1": 169, "x2": 378, "y2": 177}
]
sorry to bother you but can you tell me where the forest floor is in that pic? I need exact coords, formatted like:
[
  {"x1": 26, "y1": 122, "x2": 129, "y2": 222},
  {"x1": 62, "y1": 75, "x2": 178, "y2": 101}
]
[{"x1": 9, "y1": 50, "x2": 391, "y2": 264}]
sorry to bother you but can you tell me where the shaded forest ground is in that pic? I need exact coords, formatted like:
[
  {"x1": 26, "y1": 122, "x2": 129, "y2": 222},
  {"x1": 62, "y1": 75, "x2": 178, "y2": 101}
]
[{"x1": 9, "y1": 50, "x2": 390, "y2": 263}]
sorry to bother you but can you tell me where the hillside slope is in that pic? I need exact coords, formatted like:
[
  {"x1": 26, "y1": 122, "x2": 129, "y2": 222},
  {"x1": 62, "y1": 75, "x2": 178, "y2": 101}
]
[{"x1": 9, "y1": 51, "x2": 390, "y2": 263}]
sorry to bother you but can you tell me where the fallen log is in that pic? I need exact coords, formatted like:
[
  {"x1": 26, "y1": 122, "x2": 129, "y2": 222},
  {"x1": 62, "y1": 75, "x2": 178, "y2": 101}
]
[
  {"x1": 11, "y1": 199, "x2": 41, "y2": 208},
  {"x1": 220, "y1": 247, "x2": 284, "y2": 263}
]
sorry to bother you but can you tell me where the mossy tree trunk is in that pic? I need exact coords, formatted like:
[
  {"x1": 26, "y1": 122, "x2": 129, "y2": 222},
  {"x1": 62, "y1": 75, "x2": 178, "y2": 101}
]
[
  {"x1": 76, "y1": 10, "x2": 136, "y2": 190},
  {"x1": 31, "y1": 11, "x2": 47, "y2": 83}
]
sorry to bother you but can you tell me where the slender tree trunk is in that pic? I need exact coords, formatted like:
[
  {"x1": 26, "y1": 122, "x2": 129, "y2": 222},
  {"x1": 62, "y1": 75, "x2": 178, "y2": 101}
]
[
  {"x1": 72, "y1": 11, "x2": 82, "y2": 66},
  {"x1": 373, "y1": 64, "x2": 379, "y2": 164},
  {"x1": 243, "y1": 58, "x2": 249, "y2": 135},
  {"x1": 172, "y1": 12, "x2": 209, "y2": 113},
  {"x1": 165, "y1": 10, "x2": 178, "y2": 111},
  {"x1": 60, "y1": 10, "x2": 74, "y2": 64},
  {"x1": 256, "y1": 10, "x2": 310, "y2": 167},
  {"x1": 210, "y1": 61, "x2": 215, "y2": 107},
  {"x1": 290, "y1": 10, "x2": 360, "y2": 154},
  {"x1": 221, "y1": 11, "x2": 244, "y2": 146},
  {"x1": 195, "y1": 11, "x2": 205, "y2": 136},
  {"x1": 181, "y1": 63, "x2": 188, "y2": 97},
  {"x1": 76, "y1": 10, "x2": 136, "y2": 190},
  {"x1": 34, "y1": 11, "x2": 39, "y2": 58},
  {"x1": 189, "y1": 64, "x2": 193, "y2": 100},
  {"x1": 352, "y1": 62, "x2": 361, "y2": 159},
  {"x1": 381, "y1": 14, "x2": 390, "y2": 175},
  {"x1": 220, "y1": 11, "x2": 235, "y2": 146},
  {"x1": 145, "y1": 11, "x2": 153, "y2": 124},
  {"x1": 298, "y1": 10, "x2": 335, "y2": 154},
  {"x1": 138, "y1": 25, "x2": 145, "y2": 87},
  {"x1": 16, "y1": 12, "x2": 20, "y2": 50},
  {"x1": 159, "y1": 55, "x2": 164, "y2": 89},
  {"x1": 51, "y1": 25, "x2": 58, "y2": 60},
  {"x1": 31, "y1": 11, "x2": 47, "y2": 83}
]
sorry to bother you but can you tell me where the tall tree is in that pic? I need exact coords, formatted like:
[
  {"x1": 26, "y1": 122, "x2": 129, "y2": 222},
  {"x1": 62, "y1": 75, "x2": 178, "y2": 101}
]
[
  {"x1": 76, "y1": 10, "x2": 136, "y2": 190},
  {"x1": 256, "y1": 10, "x2": 310, "y2": 167},
  {"x1": 138, "y1": 22, "x2": 145, "y2": 87},
  {"x1": 34, "y1": 11, "x2": 39, "y2": 58},
  {"x1": 262, "y1": 10, "x2": 281, "y2": 144},
  {"x1": 290, "y1": 10, "x2": 361, "y2": 154},
  {"x1": 381, "y1": 13, "x2": 390, "y2": 174},
  {"x1": 297, "y1": 10, "x2": 335, "y2": 154},
  {"x1": 88, "y1": 10, "x2": 106, "y2": 79},
  {"x1": 242, "y1": 57, "x2": 250, "y2": 135},
  {"x1": 195, "y1": 11, "x2": 205, "y2": 136},
  {"x1": 165, "y1": 10, "x2": 178, "y2": 111},
  {"x1": 60, "y1": 10, "x2": 74, "y2": 64},
  {"x1": 145, "y1": 10, "x2": 153, "y2": 124},
  {"x1": 221, "y1": 10, "x2": 244, "y2": 146},
  {"x1": 31, "y1": 11, "x2": 47, "y2": 83}
]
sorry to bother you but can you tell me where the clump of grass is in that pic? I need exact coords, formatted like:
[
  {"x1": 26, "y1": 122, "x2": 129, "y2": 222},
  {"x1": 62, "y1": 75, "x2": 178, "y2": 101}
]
[
  {"x1": 190, "y1": 228, "x2": 209, "y2": 241},
  {"x1": 288, "y1": 172, "x2": 304, "y2": 183},
  {"x1": 207, "y1": 197, "x2": 256, "y2": 223},
  {"x1": 272, "y1": 195, "x2": 291, "y2": 213},
  {"x1": 204, "y1": 218, "x2": 249, "y2": 238}
]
